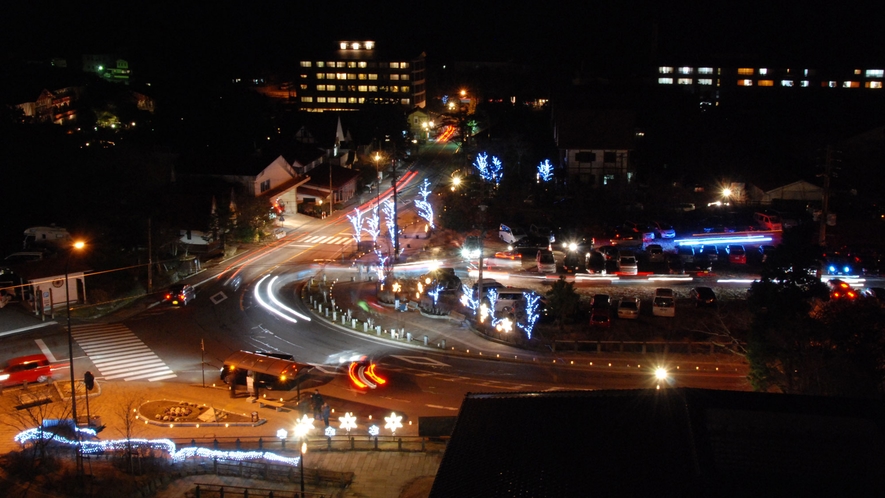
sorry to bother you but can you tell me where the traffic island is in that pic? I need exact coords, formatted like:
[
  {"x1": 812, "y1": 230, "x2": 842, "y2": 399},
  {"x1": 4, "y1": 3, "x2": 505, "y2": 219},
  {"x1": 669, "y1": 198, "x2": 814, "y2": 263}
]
[{"x1": 137, "y1": 399, "x2": 265, "y2": 427}]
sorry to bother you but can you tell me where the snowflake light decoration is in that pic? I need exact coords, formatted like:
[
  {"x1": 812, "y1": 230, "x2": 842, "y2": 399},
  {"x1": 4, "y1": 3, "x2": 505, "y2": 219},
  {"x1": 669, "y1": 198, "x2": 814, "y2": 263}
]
[
  {"x1": 368, "y1": 425, "x2": 380, "y2": 437},
  {"x1": 294, "y1": 414, "x2": 315, "y2": 439},
  {"x1": 384, "y1": 412, "x2": 403, "y2": 434},
  {"x1": 324, "y1": 426, "x2": 336, "y2": 437},
  {"x1": 276, "y1": 429, "x2": 288, "y2": 440},
  {"x1": 495, "y1": 317, "x2": 513, "y2": 333},
  {"x1": 339, "y1": 412, "x2": 357, "y2": 433}
]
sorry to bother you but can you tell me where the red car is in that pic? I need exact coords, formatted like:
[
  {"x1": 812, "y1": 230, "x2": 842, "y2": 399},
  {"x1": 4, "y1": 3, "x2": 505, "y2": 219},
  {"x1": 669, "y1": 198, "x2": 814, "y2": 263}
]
[
  {"x1": 589, "y1": 309, "x2": 611, "y2": 328},
  {"x1": 0, "y1": 354, "x2": 54, "y2": 388}
]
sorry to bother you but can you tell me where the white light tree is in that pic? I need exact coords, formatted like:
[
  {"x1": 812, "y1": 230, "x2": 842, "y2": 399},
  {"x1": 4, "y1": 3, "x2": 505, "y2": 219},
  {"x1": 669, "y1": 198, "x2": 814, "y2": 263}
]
[
  {"x1": 382, "y1": 199, "x2": 396, "y2": 242},
  {"x1": 518, "y1": 292, "x2": 541, "y2": 340},
  {"x1": 427, "y1": 284, "x2": 443, "y2": 313},
  {"x1": 346, "y1": 208, "x2": 364, "y2": 248},
  {"x1": 415, "y1": 178, "x2": 435, "y2": 229},
  {"x1": 537, "y1": 159, "x2": 554, "y2": 183},
  {"x1": 364, "y1": 204, "x2": 381, "y2": 247}
]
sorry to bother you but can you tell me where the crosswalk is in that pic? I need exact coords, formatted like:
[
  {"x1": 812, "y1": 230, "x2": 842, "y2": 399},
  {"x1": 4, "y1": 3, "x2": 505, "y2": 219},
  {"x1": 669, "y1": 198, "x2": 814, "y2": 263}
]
[
  {"x1": 293, "y1": 234, "x2": 354, "y2": 246},
  {"x1": 70, "y1": 323, "x2": 176, "y2": 382}
]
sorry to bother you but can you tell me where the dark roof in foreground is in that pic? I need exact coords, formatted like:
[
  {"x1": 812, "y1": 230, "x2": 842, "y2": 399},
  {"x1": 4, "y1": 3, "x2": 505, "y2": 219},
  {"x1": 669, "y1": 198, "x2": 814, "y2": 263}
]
[{"x1": 430, "y1": 388, "x2": 885, "y2": 497}]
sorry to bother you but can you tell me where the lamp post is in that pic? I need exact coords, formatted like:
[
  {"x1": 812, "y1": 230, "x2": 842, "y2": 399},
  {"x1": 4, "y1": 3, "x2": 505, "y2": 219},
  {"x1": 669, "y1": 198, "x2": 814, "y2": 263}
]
[
  {"x1": 66, "y1": 240, "x2": 85, "y2": 473},
  {"x1": 294, "y1": 414, "x2": 314, "y2": 496},
  {"x1": 374, "y1": 152, "x2": 382, "y2": 208}
]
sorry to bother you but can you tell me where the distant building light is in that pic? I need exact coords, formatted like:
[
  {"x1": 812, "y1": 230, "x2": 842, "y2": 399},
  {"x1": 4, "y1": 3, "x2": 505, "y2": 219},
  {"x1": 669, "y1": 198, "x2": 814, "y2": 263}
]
[
  {"x1": 737, "y1": 68, "x2": 754, "y2": 75},
  {"x1": 843, "y1": 81, "x2": 860, "y2": 88},
  {"x1": 865, "y1": 69, "x2": 884, "y2": 78},
  {"x1": 758, "y1": 80, "x2": 774, "y2": 87},
  {"x1": 658, "y1": 77, "x2": 673, "y2": 85},
  {"x1": 781, "y1": 80, "x2": 794, "y2": 87},
  {"x1": 677, "y1": 78, "x2": 692, "y2": 85},
  {"x1": 678, "y1": 67, "x2": 693, "y2": 74},
  {"x1": 698, "y1": 67, "x2": 714, "y2": 75},
  {"x1": 759, "y1": 68, "x2": 768, "y2": 75},
  {"x1": 868, "y1": 81, "x2": 883, "y2": 89},
  {"x1": 698, "y1": 78, "x2": 713, "y2": 85},
  {"x1": 800, "y1": 81, "x2": 810, "y2": 87},
  {"x1": 659, "y1": 66, "x2": 673, "y2": 74},
  {"x1": 738, "y1": 79, "x2": 753, "y2": 87}
]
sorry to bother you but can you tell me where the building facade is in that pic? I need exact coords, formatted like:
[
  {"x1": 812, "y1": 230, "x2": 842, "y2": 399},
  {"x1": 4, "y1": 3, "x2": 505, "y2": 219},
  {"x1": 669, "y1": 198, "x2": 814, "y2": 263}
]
[{"x1": 297, "y1": 41, "x2": 426, "y2": 112}]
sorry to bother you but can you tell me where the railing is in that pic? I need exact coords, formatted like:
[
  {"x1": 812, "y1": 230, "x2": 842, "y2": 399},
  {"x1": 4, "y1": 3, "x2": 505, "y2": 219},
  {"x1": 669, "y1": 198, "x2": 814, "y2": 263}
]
[
  {"x1": 189, "y1": 483, "x2": 327, "y2": 498},
  {"x1": 551, "y1": 340, "x2": 743, "y2": 355},
  {"x1": 168, "y1": 434, "x2": 448, "y2": 453}
]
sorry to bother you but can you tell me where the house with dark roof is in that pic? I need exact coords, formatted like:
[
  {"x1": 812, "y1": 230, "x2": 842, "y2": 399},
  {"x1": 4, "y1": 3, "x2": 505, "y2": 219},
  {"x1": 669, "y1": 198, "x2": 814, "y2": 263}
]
[
  {"x1": 431, "y1": 388, "x2": 885, "y2": 497},
  {"x1": 554, "y1": 109, "x2": 636, "y2": 188}
]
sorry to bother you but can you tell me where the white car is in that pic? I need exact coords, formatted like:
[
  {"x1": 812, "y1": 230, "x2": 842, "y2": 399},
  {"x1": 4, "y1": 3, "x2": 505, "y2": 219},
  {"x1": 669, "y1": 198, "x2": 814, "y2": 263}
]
[
  {"x1": 649, "y1": 221, "x2": 676, "y2": 239},
  {"x1": 536, "y1": 249, "x2": 556, "y2": 273},
  {"x1": 652, "y1": 288, "x2": 675, "y2": 317},
  {"x1": 499, "y1": 224, "x2": 527, "y2": 244},
  {"x1": 618, "y1": 255, "x2": 638, "y2": 275},
  {"x1": 617, "y1": 297, "x2": 640, "y2": 319}
]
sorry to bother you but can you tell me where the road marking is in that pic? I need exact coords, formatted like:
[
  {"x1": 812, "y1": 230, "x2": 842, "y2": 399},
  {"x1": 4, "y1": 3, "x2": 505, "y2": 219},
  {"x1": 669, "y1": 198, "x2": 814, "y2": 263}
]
[
  {"x1": 211, "y1": 292, "x2": 227, "y2": 304},
  {"x1": 310, "y1": 365, "x2": 341, "y2": 375},
  {"x1": 70, "y1": 323, "x2": 176, "y2": 382},
  {"x1": 388, "y1": 355, "x2": 451, "y2": 367},
  {"x1": 35, "y1": 339, "x2": 57, "y2": 363}
]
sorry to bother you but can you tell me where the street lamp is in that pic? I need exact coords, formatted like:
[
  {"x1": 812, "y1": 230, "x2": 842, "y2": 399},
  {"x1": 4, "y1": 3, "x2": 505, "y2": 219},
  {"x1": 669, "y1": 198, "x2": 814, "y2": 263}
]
[
  {"x1": 66, "y1": 240, "x2": 85, "y2": 473},
  {"x1": 294, "y1": 414, "x2": 314, "y2": 496},
  {"x1": 374, "y1": 152, "x2": 382, "y2": 207}
]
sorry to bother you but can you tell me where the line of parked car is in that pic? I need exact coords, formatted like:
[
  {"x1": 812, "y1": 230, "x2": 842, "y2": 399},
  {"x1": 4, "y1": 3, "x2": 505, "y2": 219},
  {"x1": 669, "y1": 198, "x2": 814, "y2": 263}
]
[{"x1": 588, "y1": 286, "x2": 721, "y2": 328}]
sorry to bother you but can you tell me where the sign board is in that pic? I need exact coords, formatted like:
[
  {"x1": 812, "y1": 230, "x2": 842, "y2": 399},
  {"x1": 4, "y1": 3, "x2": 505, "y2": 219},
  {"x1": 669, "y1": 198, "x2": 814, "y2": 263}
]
[{"x1": 42, "y1": 290, "x2": 51, "y2": 314}]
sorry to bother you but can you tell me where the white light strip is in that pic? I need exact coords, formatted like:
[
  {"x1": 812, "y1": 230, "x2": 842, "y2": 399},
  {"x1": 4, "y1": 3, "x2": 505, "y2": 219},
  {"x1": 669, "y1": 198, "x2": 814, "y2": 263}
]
[
  {"x1": 254, "y1": 275, "x2": 299, "y2": 324},
  {"x1": 268, "y1": 276, "x2": 312, "y2": 321},
  {"x1": 716, "y1": 279, "x2": 757, "y2": 284},
  {"x1": 648, "y1": 276, "x2": 694, "y2": 281}
]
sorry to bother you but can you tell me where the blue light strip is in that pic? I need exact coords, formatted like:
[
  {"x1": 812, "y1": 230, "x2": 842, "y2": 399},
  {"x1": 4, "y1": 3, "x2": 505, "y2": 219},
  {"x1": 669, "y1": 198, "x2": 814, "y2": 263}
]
[{"x1": 674, "y1": 235, "x2": 772, "y2": 246}]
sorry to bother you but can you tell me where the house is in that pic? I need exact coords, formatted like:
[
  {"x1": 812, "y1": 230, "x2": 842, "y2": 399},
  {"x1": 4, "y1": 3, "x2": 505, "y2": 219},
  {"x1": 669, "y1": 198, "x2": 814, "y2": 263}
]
[
  {"x1": 0, "y1": 257, "x2": 88, "y2": 312},
  {"x1": 297, "y1": 163, "x2": 362, "y2": 214},
  {"x1": 407, "y1": 108, "x2": 432, "y2": 139},
  {"x1": 746, "y1": 179, "x2": 823, "y2": 206},
  {"x1": 554, "y1": 109, "x2": 635, "y2": 188}
]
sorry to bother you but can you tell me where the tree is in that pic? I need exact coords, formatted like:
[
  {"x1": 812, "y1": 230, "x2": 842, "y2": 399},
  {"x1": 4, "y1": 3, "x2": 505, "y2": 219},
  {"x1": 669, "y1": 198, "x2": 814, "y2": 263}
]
[{"x1": 545, "y1": 277, "x2": 580, "y2": 333}]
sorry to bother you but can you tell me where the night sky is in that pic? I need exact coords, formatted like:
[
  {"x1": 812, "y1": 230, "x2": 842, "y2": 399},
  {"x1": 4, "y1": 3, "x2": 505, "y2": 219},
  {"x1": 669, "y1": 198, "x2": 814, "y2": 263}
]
[{"x1": 5, "y1": 2, "x2": 884, "y2": 80}]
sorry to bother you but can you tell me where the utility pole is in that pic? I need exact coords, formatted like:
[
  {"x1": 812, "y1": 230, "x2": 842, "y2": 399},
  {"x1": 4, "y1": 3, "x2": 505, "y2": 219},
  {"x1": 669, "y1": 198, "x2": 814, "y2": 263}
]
[
  {"x1": 391, "y1": 156, "x2": 400, "y2": 262},
  {"x1": 476, "y1": 205, "x2": 488, "y2": 306},
  {"x1": 818, "y1": 145, "x2": 833, "y2": 247},
  {"x1": 147, "y1": 218, "x2": 152, "y2": 293}
]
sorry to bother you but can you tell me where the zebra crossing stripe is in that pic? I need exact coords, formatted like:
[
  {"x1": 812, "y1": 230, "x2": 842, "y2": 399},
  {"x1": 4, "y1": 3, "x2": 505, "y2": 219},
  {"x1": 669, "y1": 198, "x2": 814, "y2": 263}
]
[{"x1": 70, "y1": 323, "x2": 176, "y2": 382}]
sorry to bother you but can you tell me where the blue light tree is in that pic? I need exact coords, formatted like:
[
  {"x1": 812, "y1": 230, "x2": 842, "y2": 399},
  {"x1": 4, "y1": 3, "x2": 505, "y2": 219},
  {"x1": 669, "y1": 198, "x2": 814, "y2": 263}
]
[
  {"x1": 518, "y1": 292, "x2": 541, "y2": 340},
  {"x1": 415, "y1": 178, "x2": 435, "y2": 229},
  {"x1": 537, "y1": 159, "x2": 554, "y2": 183},
  {"x1": 460, "y1": 283, "x2": 479, "y2": 316},
  {"x1": 427, "y1": 284, "x2": 443, "y2": 313},
  {"x1": 473, "y1": 152, "x2": 504, "y2": 186}
]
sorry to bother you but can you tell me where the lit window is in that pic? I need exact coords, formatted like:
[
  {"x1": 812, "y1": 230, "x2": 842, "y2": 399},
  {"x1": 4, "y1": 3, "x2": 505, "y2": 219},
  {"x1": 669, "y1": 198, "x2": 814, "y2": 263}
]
[
  {"x1": 758, "y1": 80, "x2": 774, "y2": 87},
  {"x1": 759, "y1": 68, "x2": 768, "y2": 75},
  {"x1": 401, "y1": 62, "x2": 409, "y2": 68},
  {"x1": 390, "y1": 74, "x2": 400, "y2": 81},
  {"x1": 339, "y1": 42, "x2": 347, "y2": 49},
  {"x1": 827, "y1": 81, "x2": 837, "y2": 88},
  {"x1": 327, "y1": 85, "x2": 336, "y2": 91},
  {"x1": 365, "y1": 42, "x2": 374, "y2": 50},
  {"x1": 347, "y1": 74, "x2": 356, "y2": 80},
  {"x1": 358, "y1": 85, "x2": 368, "y2": 92},
  {"x1": 803, "y1": 69, "x2": 809, "y2": 77},
  {"x1": 698, "y1": 67, "x2": 713, "y2": 74},
  {"x1": 854, "y1": 69, "x2": 862, "y2": 75},
  {"x1": 300, "y1": 84, "x2": 307, "y2": 90},
  {"x1": 801, "y1": 81, "x2": 810, "y2": 87},
  {"x1": 658, "y1": 77, "x2": 673, "y2": 84},
  {"x1": 401, "y1": 74, "x2": 409, "y2": 81},
  {"x1": 698, "y1": 79, "x2": 712, "y2": 85},
  {"x1": 348, "y1": 62, "x2": 356, "y2": 68},
  {"x1": 843, "y1": 81, "x2": 859, "y2": 88},
  {"x1": 678, "y1": 67, "x2": 693, "y2": 74},
  {"x1": 401, "y1": 98, "x2": 410, "y2": 105},
  {"x1": 678, "y1": 78, "x2": 692, "y2": 85},
  {"x1": 300, "y1": 74, "x2": 307, "y2": 79},
  {"x1": 737, "y1": 68, "x2": 754, "y2": 75},
  {"x1": 390, "y1": 62, "x2": 400, "y2": 69},
  {"x1": 326, "y1": 73, "x2": 335, "y2": 79},
  {"x1": 659, "y1": 66, "x2": 673, "y2": 74},
  {"x1": 390, "y1": 86, "x2": 398, "y2": 93},
  {"x1": 317, "y1": 97, "x2": 326, "y2": 102},
  {"x1": 369, "y1": 74, "x2": 378, "y2": 80},
  {"x1": 868, "y1": 81, "x2": 882, "y2": 89},
  {"x1": 401, "y1": 86, "x2": 409, "y2": 92},
  {"x1": 317, "y1": 85, "x2": 326, "y2": 91},
  {"x1": 317, "y1": 62, "x2": 325, "y2": 68},
  {"x1": 336, "y1": 62, "x2": 345, "y2": 68},
  {"x1": 301, "y1": 96, "x2": 313, "y2": 102},
  {"x1": 369, "y1": 86, "x2": 378, "y2": 92},
  {"x1": 337, "y1": 73, "x2": 346, "y2": 80},
  {"x1": 348, "y1": 97, "x2": 358, "y2": 103},
  {"x1": 358, "y1": 98, "x2": 365, "y2": 103},
  {"x1": 338, "y1": 97, "x2": 347, "y2": 103},
  {"x1": 358, "y1": 62, "x2": 367, "y2": 68},
  {"x1": 737, "y1": 79, "x2": 753, "y2": 86},
  {"x1": 327, "y1": 62, "x2": 335, "y2": 67},
  {"x1": 300, "y1": 61, "x2": 312, "y2": 67},
  {"x1": 317, "y1": 74, "x2": 325, "y2": 80},
  {"x1": 781, "y1": 80, "x2": 794, "y2": 87},
  {"x1": 865, "y1": 69, "x2": 884, "y2": 78},
  {"x1": 351, "y1": 43, "x2": 360, "y2": 50}
]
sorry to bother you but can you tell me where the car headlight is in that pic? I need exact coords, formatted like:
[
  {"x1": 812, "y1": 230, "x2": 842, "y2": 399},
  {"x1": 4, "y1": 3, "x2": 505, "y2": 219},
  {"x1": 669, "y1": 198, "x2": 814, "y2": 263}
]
[{"x1": 0, "y1": 374, "x2": 9, "y2": 381}]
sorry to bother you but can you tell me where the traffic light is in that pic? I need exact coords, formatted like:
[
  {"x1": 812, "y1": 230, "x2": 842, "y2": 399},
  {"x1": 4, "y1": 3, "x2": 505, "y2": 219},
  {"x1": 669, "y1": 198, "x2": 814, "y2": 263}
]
[{"x1": 84, "y1": 371, "x2": 95, "y2": 391}]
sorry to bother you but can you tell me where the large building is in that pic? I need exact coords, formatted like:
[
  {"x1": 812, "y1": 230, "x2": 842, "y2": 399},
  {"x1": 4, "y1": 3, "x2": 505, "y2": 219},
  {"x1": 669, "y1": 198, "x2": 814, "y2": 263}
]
[{"x1": 297, "y1": 41, "x2": 426, "y2": 112}]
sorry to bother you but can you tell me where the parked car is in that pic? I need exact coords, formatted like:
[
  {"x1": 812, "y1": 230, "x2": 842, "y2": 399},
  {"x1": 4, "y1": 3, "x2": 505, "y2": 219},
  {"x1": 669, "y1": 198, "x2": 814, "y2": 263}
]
[
  {"x1": 165, "y1": 283, "x2": 195, "y2": 306},
  {"x1": 758, "y1": 245, "x2": 776, "y2": 263},
  {"x1": 618, "y1": 255, "x2": 639, "y2": 275},
  {"x1": 589, "y1": 308, "x2": 611, "y2": 328},
  {"x1": 754, "y1": 212, "x2": 783, "y2": 231},
  {"x1": 676, "y1": 245, "x2": 696, "y2": 264},
  {"x1": 594, "y1": 245, "x2": 620, "y2": 261},
  {"x1": 827, "y1": 279, "x2": 858, "y2": 300},
  {"x1": 652, "y1": 293, "x2": 676, "y2": 317},
  {"x1": 617, "y1": 297, "x2": 641, "y2": 319},
  {"x1": 498, "y1": 224, "x2": 527, "y2": 244},
  {"x1": 471, "y1": 279, "x2": 504, "y2": 299},
  {"x1": 646, "y1": 244, "x2": 665, "y2": 263},
  {"x1": 726, "y1": 245, "x2": 747, "y2": 264},
  {"x1": 623, "y1": 221, "x2": 656, "y2": 242},
  {"x1": 861, "y1": 287, "x2": 885, "y2": 301},
  {"x1": 591, "y1": 294, "x2": 611, "y2": 310},
  {"x1": 689, "y1": 287, "x2": 718, "y2": 307},
  {"x1": 536, "y1": 249, "x2": 556, "y2": 273},
  {"x1": 648, "y1": 221, "x2": 676, "y2": 239},
  {"x1": 0, "y1": 354, "x2": 54, "y2": 388}
]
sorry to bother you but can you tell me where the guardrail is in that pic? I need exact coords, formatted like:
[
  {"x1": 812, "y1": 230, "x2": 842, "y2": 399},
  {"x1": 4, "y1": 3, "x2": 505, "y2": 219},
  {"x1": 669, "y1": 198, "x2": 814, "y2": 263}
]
[
  {"x1": 551, "y1": 340, "x2": 742, "y2": 355},
  {"x1": 167, "y1": 434, "x2": 448, "y2": 453}
]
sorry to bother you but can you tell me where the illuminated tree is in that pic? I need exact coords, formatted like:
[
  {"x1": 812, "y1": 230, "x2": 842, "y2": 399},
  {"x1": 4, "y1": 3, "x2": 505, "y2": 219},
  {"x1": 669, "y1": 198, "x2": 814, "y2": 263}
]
[
  {"x1": 537, "y1": 159, "x2": 554, "y2": 182},
  {"x1": 346, "y1": 207, "x2": 364, "y2": 250},
  {"x1": 473, "y1": 152, "x2": 504, "y2": 186},
  {"x1": 382, "y1": 199, "x2": 396, "y2": 242},
  {"x1": 415, "y1": 178, "x2": 435, "y2": 229},
  {"x1": 364, "y1": 204, "x2": 381, "y2": 246},
  {"x1": 519, "y1": 292, "x2": 541, "y2": 339}
]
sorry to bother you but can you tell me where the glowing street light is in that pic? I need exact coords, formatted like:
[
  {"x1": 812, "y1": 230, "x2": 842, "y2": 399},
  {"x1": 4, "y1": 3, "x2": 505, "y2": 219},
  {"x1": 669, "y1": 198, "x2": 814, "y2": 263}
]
[
  {"x1": 294, "y1": 414, "x2": 314, "y2": 495},
  {"x1": 66, "y1": 240, "x2": 86, "y2": 474},
  {"x1": 654, "y1": 367, "x2": 669, "y2": 390}
]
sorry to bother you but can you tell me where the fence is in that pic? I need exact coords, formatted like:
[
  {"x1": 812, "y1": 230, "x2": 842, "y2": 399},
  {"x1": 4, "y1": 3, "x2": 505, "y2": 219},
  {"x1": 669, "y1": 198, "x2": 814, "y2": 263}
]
[
  {"x1": 167, "y1": 434, "x2": 447, "y2": 453},
  {"x1": 551, "y1": 340, "x2": 742, "y2": 355}
]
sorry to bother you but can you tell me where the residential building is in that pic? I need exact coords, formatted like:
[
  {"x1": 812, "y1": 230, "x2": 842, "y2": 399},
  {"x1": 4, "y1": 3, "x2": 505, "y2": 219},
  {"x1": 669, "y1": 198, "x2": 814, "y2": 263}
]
[
  {"x1": 82, "y1": 55, "x2": 131, "y2": 84},
  {"x1": 554, "y1": 109, "x2": 635, "y2": 188},
  {"x1": 297, "y1": 41, "x2": 426, "y2": 112}
]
